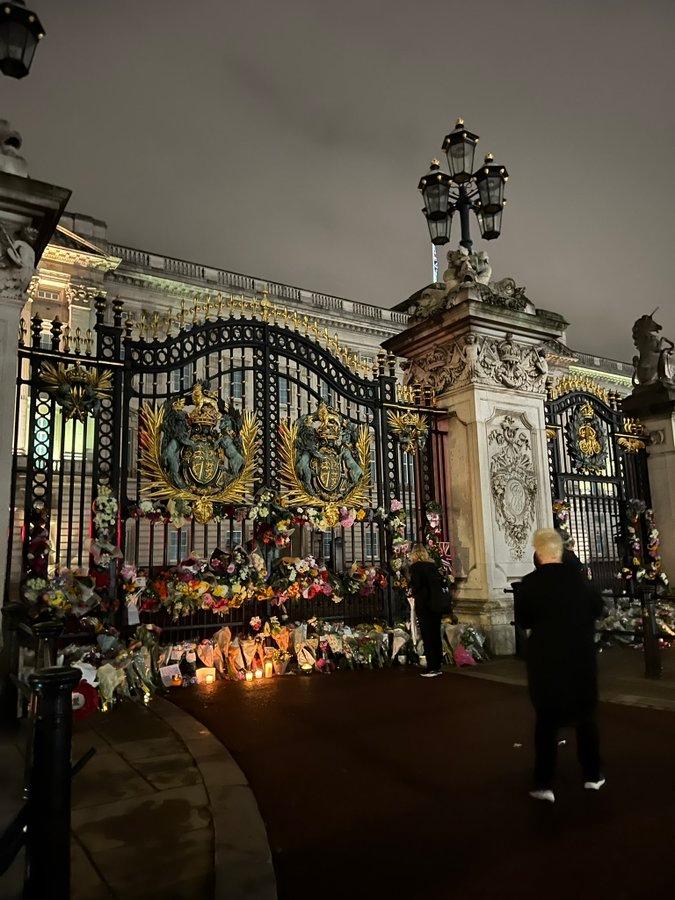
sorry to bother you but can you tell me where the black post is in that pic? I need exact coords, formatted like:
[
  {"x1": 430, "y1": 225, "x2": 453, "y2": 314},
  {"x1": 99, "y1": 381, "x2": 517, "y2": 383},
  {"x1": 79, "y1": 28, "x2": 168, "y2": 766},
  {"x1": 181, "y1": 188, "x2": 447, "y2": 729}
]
[
  {"x1": 0, "y1": 602, "x2": 25, "y2": 722},
  {"x1": 31, "y1": 620, "x2": 64, "y2": 669},
  {"x1": 457, "y1": 185, "x2": 473, "y2": 251},
  {"x1": 640, "y1": 588, "x2": 662, "y2": 679},
  {"x1": 24, "y1": 666, "x2": 81, "y2": 900}
]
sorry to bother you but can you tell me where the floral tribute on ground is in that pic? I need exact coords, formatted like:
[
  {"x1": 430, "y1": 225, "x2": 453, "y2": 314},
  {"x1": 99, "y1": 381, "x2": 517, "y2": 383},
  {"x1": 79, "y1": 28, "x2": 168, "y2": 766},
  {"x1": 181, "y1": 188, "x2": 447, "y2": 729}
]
[{"x1": 17, "y1": 482, "x2": 490, "y2": 718}]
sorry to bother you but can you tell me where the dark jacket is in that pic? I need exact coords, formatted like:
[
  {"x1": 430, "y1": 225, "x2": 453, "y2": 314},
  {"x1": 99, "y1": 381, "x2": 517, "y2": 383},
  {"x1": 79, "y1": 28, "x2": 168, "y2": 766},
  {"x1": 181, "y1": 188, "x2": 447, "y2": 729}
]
[
  {"x1": 408, "y1": 560, "x2": 449, "y2": 616},
  {"x1": 514, "y1": 564, "x2": 603, "y2": 713}
]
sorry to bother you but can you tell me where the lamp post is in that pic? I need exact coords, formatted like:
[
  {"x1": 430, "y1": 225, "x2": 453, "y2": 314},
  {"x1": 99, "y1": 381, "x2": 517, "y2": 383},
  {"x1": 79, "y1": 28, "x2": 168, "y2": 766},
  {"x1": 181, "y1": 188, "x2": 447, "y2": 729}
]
[
  {"x1": 0, "y1": 0, "x2": 45, "y2": 79},
  {"x1": 418, "y1": 118, "x2": 509, "y2": 250}
]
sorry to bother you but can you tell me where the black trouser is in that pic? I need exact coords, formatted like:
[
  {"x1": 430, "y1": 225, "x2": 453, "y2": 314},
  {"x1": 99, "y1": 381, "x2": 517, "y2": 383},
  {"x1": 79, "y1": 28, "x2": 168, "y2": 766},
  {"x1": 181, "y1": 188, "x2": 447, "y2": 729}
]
[
  {"x1": 418, "y1": 610, "x2": 443, "y2": 671},
  {"x1": 534, "y1": 706, "x2": 602, "y2": 789}
]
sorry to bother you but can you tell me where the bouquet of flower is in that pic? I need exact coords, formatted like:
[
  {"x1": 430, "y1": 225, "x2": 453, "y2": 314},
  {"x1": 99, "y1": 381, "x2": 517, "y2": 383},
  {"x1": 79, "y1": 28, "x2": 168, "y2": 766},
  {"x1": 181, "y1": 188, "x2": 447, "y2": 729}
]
[
  {"x1": 297, "y1": 506, "x2": 366, "y2": 532},
  {"x1": 23, "y1": 568, "x2": 100, "y2": 620},
  {"x1": 424, "y1": 502, "x2": 455, "y2": 590},
  {"x1": 142, "y1": 547, "x2": 265, "y2": 620},
  {"x1": 552, "y1": 499, "x2": 572, "y2": 544},
  {"x1": 269, "y1": 555, "x2": 343, "y2": 606},
  {"x1": 248, "y1": 488, "x2": 295, "y2": 547},
  {"x1": 343, "y1": 562, "x2": 387, "y2": 599},
  {"x1": 644, "y1": 507, "x2": 669, "y2": 590}
]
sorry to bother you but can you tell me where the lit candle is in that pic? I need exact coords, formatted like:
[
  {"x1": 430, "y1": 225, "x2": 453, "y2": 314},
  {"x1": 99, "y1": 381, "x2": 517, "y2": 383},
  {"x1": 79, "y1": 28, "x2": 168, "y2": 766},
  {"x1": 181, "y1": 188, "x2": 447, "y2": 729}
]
[
  {"x1": 245, "y1": 670, "x2": 254, "y2": 682},
  {"x1": 254, "y1": 669, "x2": 263, "y2": 680},
  {"x1": 204, "y1": 674, "x2": 215, "y2": 684},
  {"x1": 171, "y1": 674, "x2": 183, "y2": 687},
  {"x1": 300, "y1": 663, "x2": 313, "y2": 675},
  {"x1": 264, "y1": 659, "x2": 274, "y2": 678}
]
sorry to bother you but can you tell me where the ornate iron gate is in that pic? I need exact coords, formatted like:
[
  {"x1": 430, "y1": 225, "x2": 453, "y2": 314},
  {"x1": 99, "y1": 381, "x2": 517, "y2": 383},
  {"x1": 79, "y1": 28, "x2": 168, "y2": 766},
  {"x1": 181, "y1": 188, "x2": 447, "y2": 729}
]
[
  {"x1": 545, "y1": 374, "x2": 651, "y2": 590},
  {"x1": 7, "y1": 294, "x2": 447, "y2": 634}
]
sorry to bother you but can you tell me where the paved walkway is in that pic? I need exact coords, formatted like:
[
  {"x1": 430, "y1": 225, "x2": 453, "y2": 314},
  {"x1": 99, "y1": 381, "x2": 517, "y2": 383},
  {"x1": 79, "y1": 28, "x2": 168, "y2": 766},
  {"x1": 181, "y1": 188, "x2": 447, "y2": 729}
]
[
  {"x1": 173, "y1": 658, "x2": 675, "y2": 900},
  {"x1": 456, "y1": 644, "x2": 675, "y2": 711},
  {"x1": 0, "y1": 698, "x2": 276, "y2": 900}
]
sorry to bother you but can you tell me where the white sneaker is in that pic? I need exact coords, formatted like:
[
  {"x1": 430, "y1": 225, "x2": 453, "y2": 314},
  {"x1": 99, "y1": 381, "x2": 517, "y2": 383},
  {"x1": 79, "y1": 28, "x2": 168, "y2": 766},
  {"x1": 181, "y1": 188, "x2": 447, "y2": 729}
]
[
  {"x1": 420, "y1": 670, "x2": 442, "y2": 678},
  {"x1": 529, "y1": 789, "x2": 555, "y2": 803},
  {"x1": 584, "y1": 779, "x2": 606, "y2": 791}
]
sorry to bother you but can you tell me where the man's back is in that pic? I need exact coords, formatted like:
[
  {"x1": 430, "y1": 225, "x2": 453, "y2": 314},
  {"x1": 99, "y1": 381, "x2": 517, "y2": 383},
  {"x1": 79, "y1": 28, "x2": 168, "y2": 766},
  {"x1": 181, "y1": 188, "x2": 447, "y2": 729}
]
[{"x1": 515, "y1": 563, "x2": 603, "y2": 711}]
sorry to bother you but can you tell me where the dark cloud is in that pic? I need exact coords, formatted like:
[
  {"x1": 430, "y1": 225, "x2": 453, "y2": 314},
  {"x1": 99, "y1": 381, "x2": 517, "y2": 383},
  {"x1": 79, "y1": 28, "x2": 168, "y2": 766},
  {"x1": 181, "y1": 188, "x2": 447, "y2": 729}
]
[{"x1": 3, "y1": 0, "x2": 674, "y2": 360}]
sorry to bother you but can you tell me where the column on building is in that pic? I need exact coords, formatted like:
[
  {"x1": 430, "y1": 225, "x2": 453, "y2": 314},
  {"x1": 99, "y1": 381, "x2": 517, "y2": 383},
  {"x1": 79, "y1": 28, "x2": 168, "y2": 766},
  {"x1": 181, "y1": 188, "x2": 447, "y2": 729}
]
[
  {"x1": 0, "y1": 121, "x2": 70, "y2": 601},
  {"x1": 623, "y1": 379, "x2": 675, "y2": 582}
]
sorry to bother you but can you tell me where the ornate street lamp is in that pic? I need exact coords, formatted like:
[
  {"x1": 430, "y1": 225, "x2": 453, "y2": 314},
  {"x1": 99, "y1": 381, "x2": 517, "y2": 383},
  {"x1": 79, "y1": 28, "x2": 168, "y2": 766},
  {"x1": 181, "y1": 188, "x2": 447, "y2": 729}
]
[
  {"x1": 0, "y1": 1, "x2": 45, "y2": 79},
  {"x1": 419, "y1": 118, "x2": 508, "y2": 250}
]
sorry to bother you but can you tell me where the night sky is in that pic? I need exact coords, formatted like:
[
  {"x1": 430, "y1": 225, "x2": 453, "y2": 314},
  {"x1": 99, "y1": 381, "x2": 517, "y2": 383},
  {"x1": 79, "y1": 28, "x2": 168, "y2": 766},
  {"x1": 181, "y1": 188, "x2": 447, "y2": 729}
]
[{"x1": 3, "y1": 0, "x2": 674, "y2": 361}]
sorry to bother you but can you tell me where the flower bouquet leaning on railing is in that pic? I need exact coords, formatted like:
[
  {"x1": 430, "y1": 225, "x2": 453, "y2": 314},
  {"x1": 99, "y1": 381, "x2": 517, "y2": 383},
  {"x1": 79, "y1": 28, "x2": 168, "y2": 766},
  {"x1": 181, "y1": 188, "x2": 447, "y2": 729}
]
[
  {"x1": 269, "y1": 555, "x2": 343, "y2": 607},
  {"x1": 248, "y1": 487, "x2": 296, "y2": 548},
  {"x1": 342, "y1": 562, "x2": 387, "y2": 599},
  {"x1": 140, "y1": 546, "x2": 267, "y2": 621},
  {"x1": 23, "y1": 568, "x2": 101, "y2": 621}
]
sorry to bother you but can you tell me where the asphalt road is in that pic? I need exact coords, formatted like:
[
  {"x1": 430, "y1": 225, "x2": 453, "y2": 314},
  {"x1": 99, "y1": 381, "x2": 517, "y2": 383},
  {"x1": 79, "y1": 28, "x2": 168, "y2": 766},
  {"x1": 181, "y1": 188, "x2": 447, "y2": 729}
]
[{"x1": 173, "y1": 667, "x2": 675, "y2": 900}]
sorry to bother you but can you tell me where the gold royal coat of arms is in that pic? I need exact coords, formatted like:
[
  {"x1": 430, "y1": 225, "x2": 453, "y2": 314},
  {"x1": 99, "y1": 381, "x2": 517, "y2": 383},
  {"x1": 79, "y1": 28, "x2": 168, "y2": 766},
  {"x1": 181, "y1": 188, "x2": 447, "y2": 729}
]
[
  {"x1": 279, "y1": 402, "x2": 371, "y2": 524},
  {"x1": 139, "y1": 381, "x2": 257, "y2": 523}
]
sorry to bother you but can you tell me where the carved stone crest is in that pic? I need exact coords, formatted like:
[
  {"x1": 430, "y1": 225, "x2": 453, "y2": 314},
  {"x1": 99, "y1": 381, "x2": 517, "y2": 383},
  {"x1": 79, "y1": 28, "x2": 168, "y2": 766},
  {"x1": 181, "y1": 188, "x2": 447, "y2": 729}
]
[
  {"x1": 489, "y1": 416, "x2": 537, "y2": 559},
  {"x1": 567, "y1": 401, "x2": 607, "y2": 474},
  {"x1": 404, "y1": 332, "x2": 549, "y2": 395},
  {"x1": 140, "y1": 381, "x2": 257, "y2": 523},
  {"x1": 279, "y1": 402, "x2": 371, "y2": 521}
]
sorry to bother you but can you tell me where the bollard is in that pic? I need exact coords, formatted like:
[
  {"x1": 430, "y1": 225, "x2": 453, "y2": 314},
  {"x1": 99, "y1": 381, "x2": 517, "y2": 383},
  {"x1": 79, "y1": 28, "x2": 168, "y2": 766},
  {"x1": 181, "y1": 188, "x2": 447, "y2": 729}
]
[
  {"x1": 24, "y1": 666, "x2": 81, "y2": 900},
  {"x1": 31, "y1": 620, "x2": 64, "y2": 669},
  {"x1": 0, "y1": 601, "x2": 25, "y2": 722},
  {"x1": 640, "y1": 592, "x2": 662, "y2": 680}
]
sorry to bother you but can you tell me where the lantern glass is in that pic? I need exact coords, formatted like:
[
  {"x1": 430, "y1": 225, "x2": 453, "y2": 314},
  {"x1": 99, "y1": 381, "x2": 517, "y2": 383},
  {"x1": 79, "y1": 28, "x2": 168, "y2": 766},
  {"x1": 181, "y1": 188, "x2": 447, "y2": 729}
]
[
  {"x1": 478, "y1": 208, "x2": 503, "y2": 241},
  {"x1": 477, "y1": 174, "x2": 504, "y2": 214},
  {"x1": 443, "y1": 125, "x2": 478, "y2": 184},
  {"x1": 424, "y1": 209, "x2": 452, "y2": 246},
  {"x1": 422, "y1": 179, "x2": 450, "y2": 218},
  {"x1": 0, "y1": 6, "x2": 41, "y2": 79}
]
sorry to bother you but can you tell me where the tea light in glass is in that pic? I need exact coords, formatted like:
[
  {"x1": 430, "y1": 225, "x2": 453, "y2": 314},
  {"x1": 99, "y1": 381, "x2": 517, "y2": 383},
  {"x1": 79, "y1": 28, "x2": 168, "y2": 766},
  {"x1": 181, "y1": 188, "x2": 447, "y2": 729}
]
[
  {"x1": 245, "y1": 670, "x2": 254, "y2": 682},
  {"x1": 254, "y1": 668, "x2": 263, "y2": 680}
]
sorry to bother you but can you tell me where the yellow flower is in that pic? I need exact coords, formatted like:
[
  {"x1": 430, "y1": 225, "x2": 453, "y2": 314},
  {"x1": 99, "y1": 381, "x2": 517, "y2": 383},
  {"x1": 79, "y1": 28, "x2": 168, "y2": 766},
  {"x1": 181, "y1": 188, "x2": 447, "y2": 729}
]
[{"x1": 356, "y1": 509, "x2": 366, "y2": 521}]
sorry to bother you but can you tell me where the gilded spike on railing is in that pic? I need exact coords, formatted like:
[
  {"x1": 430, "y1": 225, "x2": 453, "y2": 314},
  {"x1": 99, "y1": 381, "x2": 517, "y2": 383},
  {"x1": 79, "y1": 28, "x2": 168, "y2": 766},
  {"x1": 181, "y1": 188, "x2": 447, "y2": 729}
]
[
  {"x1": 84, "y1": 328, "x2": 94, "y2": 356},
  {"x1": 73, "y1": 327, "x2": 82, "y2": 355}
]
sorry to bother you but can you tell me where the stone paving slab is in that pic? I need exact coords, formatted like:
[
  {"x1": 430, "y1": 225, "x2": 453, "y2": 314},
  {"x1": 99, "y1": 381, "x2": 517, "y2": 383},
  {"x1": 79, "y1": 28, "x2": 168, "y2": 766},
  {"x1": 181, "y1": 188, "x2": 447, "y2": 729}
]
[
  {"x1": 0, "y1": 695, "x2": 277, "y2": 900},
  {"x1": 452, "y1": 644, "x2": 675, "y2": 711}
]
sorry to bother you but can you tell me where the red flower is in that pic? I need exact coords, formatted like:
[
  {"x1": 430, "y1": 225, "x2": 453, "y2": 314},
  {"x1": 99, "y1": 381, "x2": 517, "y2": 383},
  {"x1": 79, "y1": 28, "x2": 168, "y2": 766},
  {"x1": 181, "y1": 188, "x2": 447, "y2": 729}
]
[{"x1": 72, "y1": 679, "x2": 100, "y2": 721}]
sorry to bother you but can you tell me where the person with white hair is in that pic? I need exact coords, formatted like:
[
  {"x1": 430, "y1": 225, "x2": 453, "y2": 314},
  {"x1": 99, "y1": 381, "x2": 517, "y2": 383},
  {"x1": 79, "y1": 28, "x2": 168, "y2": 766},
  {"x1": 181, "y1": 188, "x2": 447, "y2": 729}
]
[{"x1": 515, "y1": 528, "x2": 605, "y2": 803}]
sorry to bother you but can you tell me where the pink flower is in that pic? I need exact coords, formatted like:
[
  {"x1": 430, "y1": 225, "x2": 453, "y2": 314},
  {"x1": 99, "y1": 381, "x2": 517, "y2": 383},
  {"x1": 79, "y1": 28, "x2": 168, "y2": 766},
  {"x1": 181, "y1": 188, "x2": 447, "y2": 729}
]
[
  {"x1": 390, "y1": 499, "x2": 403, "y2": 512},
  {"x1": 227, "y1": 563, "x2": 236, "y2": 574}
]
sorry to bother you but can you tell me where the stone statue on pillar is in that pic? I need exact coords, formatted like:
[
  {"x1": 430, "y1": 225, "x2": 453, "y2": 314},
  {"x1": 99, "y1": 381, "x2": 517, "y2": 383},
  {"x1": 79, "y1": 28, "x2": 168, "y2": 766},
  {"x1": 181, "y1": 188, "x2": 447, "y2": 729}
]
[
  {"x1": 631, "y1": 310, "x2": 674, "y2": 389},
  {"x1": 406, "y1": 247, "x2": 536, "y2": 323}
]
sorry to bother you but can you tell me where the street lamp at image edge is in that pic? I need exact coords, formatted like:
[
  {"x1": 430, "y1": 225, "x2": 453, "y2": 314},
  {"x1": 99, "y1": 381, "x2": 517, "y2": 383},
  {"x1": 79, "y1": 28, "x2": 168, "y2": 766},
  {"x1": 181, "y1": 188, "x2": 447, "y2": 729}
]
[{"x1": 0, "y1": 0, "x2": 45, "y2": 79}]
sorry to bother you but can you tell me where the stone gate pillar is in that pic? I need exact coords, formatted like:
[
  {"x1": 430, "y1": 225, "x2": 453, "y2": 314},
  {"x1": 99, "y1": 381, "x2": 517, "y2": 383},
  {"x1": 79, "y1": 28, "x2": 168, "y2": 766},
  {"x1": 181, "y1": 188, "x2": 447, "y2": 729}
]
[
  {"x1": 623, "y1": 373, "x2": 675, "y2": 582},
  {"x1": 0, "y1": 121, "x2": 70, "y2": 602},
  {"x1": 383, "y1": 253, "x2": 567, "y2": 654}
]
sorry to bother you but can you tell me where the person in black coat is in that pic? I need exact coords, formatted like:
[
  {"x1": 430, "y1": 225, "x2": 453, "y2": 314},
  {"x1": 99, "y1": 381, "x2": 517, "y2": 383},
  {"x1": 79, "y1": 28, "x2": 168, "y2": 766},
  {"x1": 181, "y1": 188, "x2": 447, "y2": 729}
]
[
  {"x1": 408, "y1": 545, "x2": 453, "y2": 678},
  {"x1": 515, "y1": 528, "x2": 605, "y2": 803}
]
